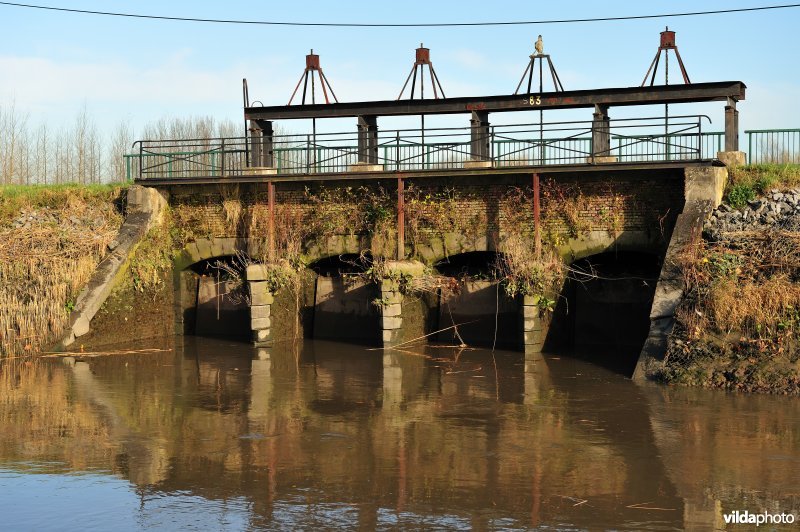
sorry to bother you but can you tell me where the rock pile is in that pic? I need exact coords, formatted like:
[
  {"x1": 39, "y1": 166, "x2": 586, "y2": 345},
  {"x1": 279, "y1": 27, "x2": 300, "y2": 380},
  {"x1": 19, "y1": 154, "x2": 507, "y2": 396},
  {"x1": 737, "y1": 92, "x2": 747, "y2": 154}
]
[
  {"x1": 11, "y1": 207, "x2": 58, "y2": 228},
  {"x1": 10, "y1": 206, "x2": 104, "y2": 230},
  {"x1": 705, "y1": 188, "x2": 800, "y2": 240}
]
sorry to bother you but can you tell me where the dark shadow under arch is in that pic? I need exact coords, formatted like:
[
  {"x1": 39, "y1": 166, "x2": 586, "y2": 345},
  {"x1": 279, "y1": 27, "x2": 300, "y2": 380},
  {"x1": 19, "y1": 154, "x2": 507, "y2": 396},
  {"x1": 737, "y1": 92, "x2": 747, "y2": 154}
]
[
  {"x1": 183, "y1": 255, "x2": 251, "y2": 340},
  {"x1": 304, "y1": 254, "x2": 381, "y2": 346},
  {"x1": 544, "y1": 250, "x2": 661, "y2": 376},
  {"x1": 431, "y1": 251, "x2": 522, "y2": 349}
]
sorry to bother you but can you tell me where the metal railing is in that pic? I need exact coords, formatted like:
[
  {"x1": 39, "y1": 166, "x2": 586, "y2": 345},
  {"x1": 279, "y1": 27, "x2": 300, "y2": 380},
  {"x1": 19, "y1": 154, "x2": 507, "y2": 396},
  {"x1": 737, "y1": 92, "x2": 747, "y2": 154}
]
[
  {"x1": 128, "y1": 115, "x2": 717, "y2": 180},
  {"x1": 745, "y1": 129, "x2": 800, "y2": 164}
]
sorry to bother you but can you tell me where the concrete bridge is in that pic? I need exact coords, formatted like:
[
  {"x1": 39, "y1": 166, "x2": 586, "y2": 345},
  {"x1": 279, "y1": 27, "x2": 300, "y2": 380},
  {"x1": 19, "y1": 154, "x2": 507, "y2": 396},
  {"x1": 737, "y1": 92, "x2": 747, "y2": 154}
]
[{"x1": 108, "y1": 80, "x2": 746, "y2": 379}]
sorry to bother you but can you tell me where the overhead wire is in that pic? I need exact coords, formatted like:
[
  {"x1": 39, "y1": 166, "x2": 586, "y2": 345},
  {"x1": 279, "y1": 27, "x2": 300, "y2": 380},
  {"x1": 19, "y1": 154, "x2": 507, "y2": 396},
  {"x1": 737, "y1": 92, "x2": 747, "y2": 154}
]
[{"x1": 0, "y1": 2, "x2": 798, "y2": 27}]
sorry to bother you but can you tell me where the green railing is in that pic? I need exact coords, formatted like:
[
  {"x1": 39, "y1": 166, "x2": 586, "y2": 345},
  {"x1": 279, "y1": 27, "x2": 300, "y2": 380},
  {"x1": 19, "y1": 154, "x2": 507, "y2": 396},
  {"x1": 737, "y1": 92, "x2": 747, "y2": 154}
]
[{"x1": 745, "y1": 129, "x2": 800, "y2": 164}]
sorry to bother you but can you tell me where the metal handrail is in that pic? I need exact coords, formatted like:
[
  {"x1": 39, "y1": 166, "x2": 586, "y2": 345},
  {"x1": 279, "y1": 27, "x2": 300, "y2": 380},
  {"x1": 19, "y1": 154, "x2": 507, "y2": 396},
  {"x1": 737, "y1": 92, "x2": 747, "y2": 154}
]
[{"x1": 128, "y1": 116, "x2": 719, "y2": 179}]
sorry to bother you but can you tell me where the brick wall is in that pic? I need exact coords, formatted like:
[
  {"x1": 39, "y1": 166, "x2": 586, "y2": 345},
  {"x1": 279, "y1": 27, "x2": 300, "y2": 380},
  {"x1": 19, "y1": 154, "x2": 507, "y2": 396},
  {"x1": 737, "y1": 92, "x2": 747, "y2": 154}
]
[{"x1": 161, "y1": 169, "x2": 684, "y2": 263}]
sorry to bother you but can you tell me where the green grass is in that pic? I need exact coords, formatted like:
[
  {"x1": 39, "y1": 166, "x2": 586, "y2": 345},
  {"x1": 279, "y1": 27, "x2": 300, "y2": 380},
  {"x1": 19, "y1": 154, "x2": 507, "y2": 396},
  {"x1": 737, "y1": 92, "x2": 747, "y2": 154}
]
[
  {"x1": 0, "y1": 183, "x2": 128, "y2": 223},
  {"x1": 725, "y1": 163, "x2": 800, "y2": 207}
]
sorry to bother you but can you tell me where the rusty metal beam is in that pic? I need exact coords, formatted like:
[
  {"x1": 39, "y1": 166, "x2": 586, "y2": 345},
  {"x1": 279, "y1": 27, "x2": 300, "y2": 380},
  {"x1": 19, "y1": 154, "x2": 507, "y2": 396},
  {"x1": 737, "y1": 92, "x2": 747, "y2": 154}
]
[
  {"x1": 533, "y1": 173, "x2": 541, "y2": 258},
  {"x1": 397, "y1": 177, "x2": 405, "y2": 260},
  {"x1": 267, "y1": 181, "x2": 275, "y2": 261},
  {"x1": 245, "y1": 82, "x2": 745, "y2": 121}
]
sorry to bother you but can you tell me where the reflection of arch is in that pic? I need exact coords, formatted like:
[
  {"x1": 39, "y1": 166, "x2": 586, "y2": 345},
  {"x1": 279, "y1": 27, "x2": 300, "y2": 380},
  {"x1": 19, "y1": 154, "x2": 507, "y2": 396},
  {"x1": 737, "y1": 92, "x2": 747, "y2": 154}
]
[{"x1": 546, "y1": 250, "x2": 662, "y2": 376}]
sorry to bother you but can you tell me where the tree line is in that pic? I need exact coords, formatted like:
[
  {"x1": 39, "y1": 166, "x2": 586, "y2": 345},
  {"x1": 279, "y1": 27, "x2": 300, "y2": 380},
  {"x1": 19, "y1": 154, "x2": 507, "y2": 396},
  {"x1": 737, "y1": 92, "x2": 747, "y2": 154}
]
[{"x1": 0, "y1": 102, "x2": 240, "y2": 185}]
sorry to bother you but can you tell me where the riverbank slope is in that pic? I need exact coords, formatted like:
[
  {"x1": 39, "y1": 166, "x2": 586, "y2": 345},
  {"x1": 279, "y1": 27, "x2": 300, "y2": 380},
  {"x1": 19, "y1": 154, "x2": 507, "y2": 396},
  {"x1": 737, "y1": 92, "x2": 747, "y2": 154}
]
[
  {"x1": 661, "y1": 164, "x2": 800, "y2": 393},
  {"x1": 0, "y1": 184, "x2": 125, "y2": 357}
]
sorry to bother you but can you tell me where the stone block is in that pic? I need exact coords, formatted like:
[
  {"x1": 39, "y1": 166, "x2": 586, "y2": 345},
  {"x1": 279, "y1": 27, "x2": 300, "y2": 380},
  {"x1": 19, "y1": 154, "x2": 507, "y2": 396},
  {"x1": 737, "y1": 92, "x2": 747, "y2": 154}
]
[
  {"x1": 253, "y1": 328, "x2": 272, "y2": 344},
  {"x1": 343, "y1": 234, "x2": 360, "y2": 253},
  {"x1": 463, "y1": 160, "x2": 492, "y2": 169},
  {"x1": 72, "y1": 315, "x2": 91, "y2": 337},
  {"x1": 524, "y1": 342, "x2": 544, "y2": 356},
  {"x1": 61, "y1": 331, "x2": 76, "y2": 348},
  {"x1": 522, "y1": 294, "x2": 541, "y2": 306},
  {"x1": 219, "y1": 238, "x2": 238, "y2": 256},
  {"x1": 524, "y1": 329, "x2": 545, "y2": 346},
  {"x1": 326, "y1": 235, "x2": 346, "y2": 256},
  {"x1": 522, "y1": 305, "x2": 539, "y2": 319},
  {"x1": 184, "y1": 242, "x2": 202, "y2": 264},
  {"x1": 685, "y1": 166, "x2": 728, "y2": 207},
  {"x1": 251, "y1": 290, "x2": 274, "y2": 306},
  {"x1": 347, "y1": 163, "x2": 384, "y2": 172},
  {"x1": 210, "y1": 238, "x2": 225, "y2": 258},
  {"x1": 383, "y1": 317, "x2": 403, "y2": 330},
  {"x1": 251, "y1": 317, "x2": 271, "y2": 330},
  {"x1": 249, "y1": 281, "x2": 271, "y2": 296},
  {"x1": 242, "y1": 167, "x2": 277, "y2": 176},
  {"x1": 383, "y1": 291, "x2": 403, "y2": 305},
  {"x1": 587, "y1": 156, "x2": 618, "y2": 164},
  {"x1": 649, "y1": 285, "x2": 683, "y2": 319},
  {"x1": 383, "y1": 303, "x2": 402, "y2": 317},
  {"x1": 250, "y1": 305, "x2": 271, "y2": 319},
  {"x1": 716, "y1": 151, "x2": 746, "y2": 168},
  {"x1": 381, "y1": 279, "x2": 400, "y2": 291},
  {"x1": 383, "y1": 329, "x2": 402, "y2": 344},
  {"x1": 443, "y1": 232, "x2": 464, "y2": 255},
  {"x1": 384, "y1": 260, "x2": 426, "y2": 278},
  {"x1": 523, "y1": 318, "x2": 540, "y2": 331},
  {"x1": 195, "y1": 238, "x2": 212, "y2": 260},
  {"x1": 246, "y1": 264, "x2": 269, "y2": 281}
]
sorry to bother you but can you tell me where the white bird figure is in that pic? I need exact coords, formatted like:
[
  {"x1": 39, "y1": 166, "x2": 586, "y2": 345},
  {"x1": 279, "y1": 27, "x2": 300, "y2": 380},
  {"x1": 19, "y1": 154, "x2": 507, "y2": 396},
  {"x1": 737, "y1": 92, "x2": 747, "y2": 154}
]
[{"x1": 535, "y1": 35, "x2": 544, "y2": 55}]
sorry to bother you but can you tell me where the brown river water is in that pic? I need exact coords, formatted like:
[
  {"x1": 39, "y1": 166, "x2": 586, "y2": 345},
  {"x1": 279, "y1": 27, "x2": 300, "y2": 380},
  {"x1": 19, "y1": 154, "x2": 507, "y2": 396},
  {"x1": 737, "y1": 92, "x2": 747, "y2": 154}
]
[{"x1": 1, "y1": 336, "x2": 799, "y2": 530}]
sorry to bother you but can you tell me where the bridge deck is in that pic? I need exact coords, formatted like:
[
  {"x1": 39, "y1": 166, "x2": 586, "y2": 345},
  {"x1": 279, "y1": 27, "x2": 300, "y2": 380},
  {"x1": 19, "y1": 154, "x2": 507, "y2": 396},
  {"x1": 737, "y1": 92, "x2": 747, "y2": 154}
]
[{"x1": 134, "y1": 159, "x2": 715, "y2": 186}]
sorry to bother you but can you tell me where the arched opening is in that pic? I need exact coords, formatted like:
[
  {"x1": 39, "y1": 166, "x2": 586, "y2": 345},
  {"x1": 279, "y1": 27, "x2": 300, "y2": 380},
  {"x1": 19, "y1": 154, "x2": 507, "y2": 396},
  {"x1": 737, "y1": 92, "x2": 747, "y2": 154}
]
[
  {"x1": 545, "y1": 250, "x2": 661, "y2": 375},
  {"x1": 183, "y1": 255, "x2": 251, "y2": 340},
  {"x1": 431, "y1": 251, "x2": 522, "y2": 349},
  {"x1": 306, "y1": 254, "x2": 381, "y2": 345}
]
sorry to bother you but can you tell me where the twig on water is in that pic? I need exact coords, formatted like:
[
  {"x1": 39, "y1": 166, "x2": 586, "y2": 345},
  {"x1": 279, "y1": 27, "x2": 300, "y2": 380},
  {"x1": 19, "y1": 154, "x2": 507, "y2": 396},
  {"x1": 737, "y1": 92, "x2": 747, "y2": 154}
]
[
  {"x1": 367, "y1": 320, "x2": 478, "y2": 351},
  {"x1": 40, "y1": 348, "x2": 172, "y2": 358},
  {"x1": 626, "y1": 502, "x2": 676, "y2": 511}
]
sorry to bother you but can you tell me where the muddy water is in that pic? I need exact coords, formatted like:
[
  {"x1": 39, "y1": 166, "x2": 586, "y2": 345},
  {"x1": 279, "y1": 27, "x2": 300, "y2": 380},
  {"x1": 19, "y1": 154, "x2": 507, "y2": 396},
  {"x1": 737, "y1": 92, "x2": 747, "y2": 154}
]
[{"x1": 1, "y1": 338, "x2": 799, "y2": 530}]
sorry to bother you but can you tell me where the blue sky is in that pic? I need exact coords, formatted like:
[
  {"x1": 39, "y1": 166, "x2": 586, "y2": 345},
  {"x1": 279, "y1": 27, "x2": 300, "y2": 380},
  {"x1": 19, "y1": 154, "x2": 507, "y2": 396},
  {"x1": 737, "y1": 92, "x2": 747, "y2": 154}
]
[{"x1": 0, "y1": 1, "x2": 798, "y2": 138}]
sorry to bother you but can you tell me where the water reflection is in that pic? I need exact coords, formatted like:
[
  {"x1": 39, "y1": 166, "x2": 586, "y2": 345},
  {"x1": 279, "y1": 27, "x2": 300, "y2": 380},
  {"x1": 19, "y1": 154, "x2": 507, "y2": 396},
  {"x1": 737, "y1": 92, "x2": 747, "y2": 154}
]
[{"x1": 0, "y1": 338, "x2": 798, "y2": 530}]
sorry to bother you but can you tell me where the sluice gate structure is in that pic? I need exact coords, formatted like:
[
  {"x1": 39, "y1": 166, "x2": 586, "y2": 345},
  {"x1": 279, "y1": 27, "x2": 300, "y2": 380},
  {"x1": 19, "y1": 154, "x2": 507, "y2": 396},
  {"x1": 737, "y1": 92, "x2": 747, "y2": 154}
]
[{"x1": 126, "y1": 37, "x2": 746, "y2": 379}]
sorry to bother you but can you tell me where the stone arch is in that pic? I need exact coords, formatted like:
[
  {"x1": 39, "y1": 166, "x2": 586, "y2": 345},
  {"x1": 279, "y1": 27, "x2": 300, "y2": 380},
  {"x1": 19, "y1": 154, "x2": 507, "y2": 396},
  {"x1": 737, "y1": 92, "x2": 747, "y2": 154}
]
[
  {"x1": 174, "y1": 237, "x2": 252, "y2": 272},
  {"x1": 173, "y1": 237, "x2": 254, "y2": 338},
  {"x1": 557, "y1": 229, "x2": 667, "y2": 265},
  {"x1": 304, "y1": 253, "x2": 382, "y2": 346},
  {"x1": 413, "y1": 232, "x2": 492, "y2": 266}
]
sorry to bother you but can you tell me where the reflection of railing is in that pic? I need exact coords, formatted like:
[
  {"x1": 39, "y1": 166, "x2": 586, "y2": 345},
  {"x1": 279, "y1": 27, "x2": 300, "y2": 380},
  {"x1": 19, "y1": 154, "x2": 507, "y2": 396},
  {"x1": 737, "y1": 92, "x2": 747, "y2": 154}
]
[
  {"x1": 745, "y1": 129, "x2": 800, "y2": 164},
  {"x1": 129, "y1": 116, "x2": 719, "y2": 180}
]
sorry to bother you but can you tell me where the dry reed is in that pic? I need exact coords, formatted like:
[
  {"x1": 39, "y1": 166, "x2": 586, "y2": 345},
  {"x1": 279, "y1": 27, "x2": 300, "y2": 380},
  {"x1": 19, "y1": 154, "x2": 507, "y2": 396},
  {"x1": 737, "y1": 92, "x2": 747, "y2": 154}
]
[{"x1": 0, "y1": 186, "x2": 123, "y2": 357}]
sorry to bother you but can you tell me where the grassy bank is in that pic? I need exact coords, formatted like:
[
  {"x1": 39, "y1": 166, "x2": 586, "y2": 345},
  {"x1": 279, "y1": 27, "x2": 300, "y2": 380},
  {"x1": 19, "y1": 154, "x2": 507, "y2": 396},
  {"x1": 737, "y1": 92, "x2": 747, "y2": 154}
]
[
  {"x1": 662, "y1": 165, "x2": 800, "y2": 394},
  {"x1": 724, "y1": 163, "x2": 800, "y2": 208},
  {"x1": 0, "y1": 184, "x2": 126, "y2": 358}
]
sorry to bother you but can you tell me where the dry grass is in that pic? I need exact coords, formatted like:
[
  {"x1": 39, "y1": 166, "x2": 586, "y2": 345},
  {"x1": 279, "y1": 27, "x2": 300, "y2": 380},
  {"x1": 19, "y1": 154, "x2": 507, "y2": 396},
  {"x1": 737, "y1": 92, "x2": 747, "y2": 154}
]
[
  {"x1": 666, "y1": 229, "x2": 800, "y2": 392},
  {"x1": 0, "y1": 185, "x2": 123, "y2": 357},
  {"x1": 677, "y1": 230, "x2": 800, "y2": 339},
  {"x1": 708, "y1": 275, "x2": 800, "y2": 338}
]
